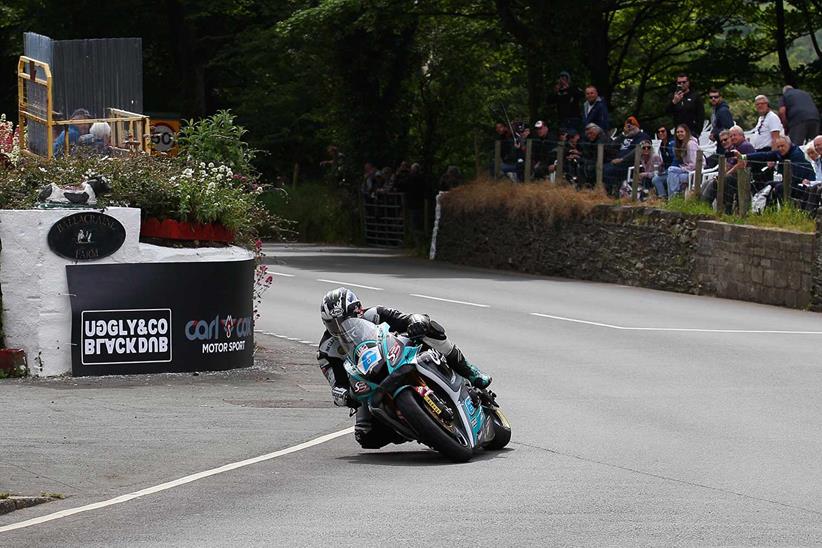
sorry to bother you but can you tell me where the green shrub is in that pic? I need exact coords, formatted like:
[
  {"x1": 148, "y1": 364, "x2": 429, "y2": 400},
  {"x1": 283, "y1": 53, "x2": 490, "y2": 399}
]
[
  {"x1": 259, "y1": 181, "x2": 359, "y2": 243},
  {"x1": 177, "y1": 110, "x2": 256, "y2": 177}
]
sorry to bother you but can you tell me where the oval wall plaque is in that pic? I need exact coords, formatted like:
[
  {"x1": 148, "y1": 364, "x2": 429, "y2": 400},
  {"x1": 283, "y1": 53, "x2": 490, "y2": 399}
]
[{"x1": 47, "y1": 212, "x2": 126, "y2": 261}]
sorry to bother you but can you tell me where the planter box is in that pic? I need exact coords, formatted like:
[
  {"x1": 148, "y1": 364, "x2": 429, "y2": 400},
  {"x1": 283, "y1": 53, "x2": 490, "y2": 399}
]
[{"x1": 140, "y1": 218, "x2": 235, "y2": 243}]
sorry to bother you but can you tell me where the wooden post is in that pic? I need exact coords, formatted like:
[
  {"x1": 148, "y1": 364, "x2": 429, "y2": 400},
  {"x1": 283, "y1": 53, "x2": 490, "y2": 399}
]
[
  {"x1": 494, "y1": 141, "x2": 502, "y2": 179},
  {"x1": 631, "y1": 146, "x2": 641, "y2": 201},
  {"x1": 738, "y1": 166, "x2": 750, "y2": 216},
  {"x1": 524, "y1": 139, "x2": 533, "y2": 182},
  {"x1": 555, "y1": 142, "x2": 565, "y2": 185},
  {"x1": 595, "y1": 143, "x2": 604, "y2": 190},
  {"x1": 292, "y1": 162, "x2": 300, "y2": 188},
  {"x1": 716, "y1": 156, "x2": 727, "y2": 213},
  {"x1": 783, "y1": 160, "x2": 792, "y2": 205},
  {"x1": 474, "y1": 131, "x2": 482, "y2": 179},
  {"x1": 692, "y1": 149, "x2": 704, "y2": 198}
]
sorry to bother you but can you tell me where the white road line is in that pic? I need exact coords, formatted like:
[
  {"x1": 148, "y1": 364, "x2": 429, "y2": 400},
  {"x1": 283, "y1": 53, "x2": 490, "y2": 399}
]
[
  {"x1": 269, "y1": 272, "x2": 295, "y2": 277},
  {"x1": 530, "y1": 313, "x2": 822, "y2": 334},
  {"x1": 0, "y1": 427, "x2": 354, "y2": 534},
  {"x1": 316, "y1": 279, "x2": 383, "y2": 291},
  {"x1": 410, "y1": 294, "x2": 490, "y2": 308},
  {"x1": 299, "y1": 341, "x2": 314, "y2": 345}
]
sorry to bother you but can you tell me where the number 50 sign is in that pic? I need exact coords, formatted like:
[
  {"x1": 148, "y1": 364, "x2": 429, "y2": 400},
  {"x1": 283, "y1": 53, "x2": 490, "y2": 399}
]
[{"x1": 150, "y1": 118, "x2": 181, "y2": 156}]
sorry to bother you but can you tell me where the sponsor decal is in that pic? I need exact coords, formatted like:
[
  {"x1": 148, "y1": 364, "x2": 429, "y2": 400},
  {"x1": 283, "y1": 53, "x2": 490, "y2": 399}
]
[
  {"x1": 81, "y1": 309, "x2": 171, "y2": 365},
  {"x1": 352, "y1": 381, "x2": 369, "y2": 394},
  {"x1": 185, "y1": 314, "x2": 253, "y2": 354},
  {"x1": 387, "y1": 341, "x2": 402, "y2": 364}
]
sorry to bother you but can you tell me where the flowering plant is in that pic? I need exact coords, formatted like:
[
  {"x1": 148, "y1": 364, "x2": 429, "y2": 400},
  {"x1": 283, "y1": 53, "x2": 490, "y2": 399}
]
[
  {"x1": 0, "y1": 114, "x2": 21, "y2": 167},
  {"x1": 252, "y1": 239, "x2": 275, "y2": 321}
]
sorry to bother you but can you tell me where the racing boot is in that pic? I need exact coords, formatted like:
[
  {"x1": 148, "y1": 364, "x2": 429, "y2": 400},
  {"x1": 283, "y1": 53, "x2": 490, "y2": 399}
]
[{"x1": 446, "y1": 346, "x2": 491, "y2": 389}]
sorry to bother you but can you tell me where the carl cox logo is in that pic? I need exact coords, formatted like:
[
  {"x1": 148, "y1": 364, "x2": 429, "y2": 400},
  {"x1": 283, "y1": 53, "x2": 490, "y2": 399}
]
[{"x1": 185, "y1": 314, "x2": 253, "y2": 355}]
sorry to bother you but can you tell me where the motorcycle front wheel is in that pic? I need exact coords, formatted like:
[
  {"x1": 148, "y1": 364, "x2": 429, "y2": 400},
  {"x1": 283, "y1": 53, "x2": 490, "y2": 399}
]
[{"x1": 395, "y1": 389, "x2": 473, "y2": 463}]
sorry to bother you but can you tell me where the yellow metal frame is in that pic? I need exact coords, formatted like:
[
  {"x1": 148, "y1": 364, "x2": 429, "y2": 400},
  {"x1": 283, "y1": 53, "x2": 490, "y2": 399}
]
[{"x1": 17, "y1": 56, "x2": 151, "y2": 159}]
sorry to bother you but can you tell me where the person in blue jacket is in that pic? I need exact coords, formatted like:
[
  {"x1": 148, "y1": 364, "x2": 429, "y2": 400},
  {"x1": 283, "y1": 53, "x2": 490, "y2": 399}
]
[
  {"x1": 737, "y1": 135, "x2": 814, "y2": 205},
  {"x1": 582, "y1": 85, "x2": 609, "y2": 132},
  {"x1": 52, "y1": 108, "x2": 92, "y2": 156}
]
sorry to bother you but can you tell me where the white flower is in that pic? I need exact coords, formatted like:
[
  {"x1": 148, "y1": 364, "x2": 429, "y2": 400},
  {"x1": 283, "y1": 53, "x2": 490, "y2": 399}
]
[{"x1": 208, "y1": 162, "x2": 215, "y2": 169}]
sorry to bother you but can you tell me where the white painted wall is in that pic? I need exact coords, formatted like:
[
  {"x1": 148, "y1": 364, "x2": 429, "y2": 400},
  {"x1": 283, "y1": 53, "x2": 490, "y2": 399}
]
[{"x1": 0, "y1": 208, "x2": 253, "y2": 376}]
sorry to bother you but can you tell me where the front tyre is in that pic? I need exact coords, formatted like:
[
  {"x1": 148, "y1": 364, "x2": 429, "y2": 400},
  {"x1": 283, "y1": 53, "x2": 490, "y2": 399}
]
[
  {"x1": 395, "y1": 389, "x2": 473, "y2": 463},
  {"x1": 485, "y1": 408, "x2": 512, "y2": 450}
]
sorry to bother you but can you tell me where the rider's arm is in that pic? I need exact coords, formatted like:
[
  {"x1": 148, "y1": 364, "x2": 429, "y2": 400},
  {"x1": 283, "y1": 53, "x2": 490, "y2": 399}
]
[{"x1": 370, "y1": 306, "x2": 417, "y2": 332}]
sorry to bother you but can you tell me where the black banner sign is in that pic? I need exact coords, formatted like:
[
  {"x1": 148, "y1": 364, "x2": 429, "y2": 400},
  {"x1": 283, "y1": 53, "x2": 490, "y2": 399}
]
[
  {"x1": 68, "y1": 260, "x2": 254, "y2": 376},
  {"x1": 48, "y1": 212, "x2": 126, "y2": 261}
]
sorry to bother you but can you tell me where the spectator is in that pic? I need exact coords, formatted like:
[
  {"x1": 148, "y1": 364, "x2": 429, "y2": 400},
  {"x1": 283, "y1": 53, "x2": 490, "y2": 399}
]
[
  {"x1": 362, "y1": 162, "x2": 378, "y2": 197},
  {"x1": 665, "y1": 73, "x2": 704, "y2": 136},
  {"x1": 379, "y1": 166, "x2": 394, "y2": 192},
  {"x1": 531, "y1": 120, "x2": 556, "y2": 180},
  {"x1": 708, "y1": 88, "x2": 734, "y2": 155},
  {"x1": 650, "y1": 126, "x2": 677, "y2": 199},
  {"x1": 779, "y1": 85, "x2": 820, "y2": 145},
  {"x1": 439, "y1": 165, "x2": 464, "y2": 191},
  {"x1": 637, "y1": 139, "x2": 663, "y2": 191},
  {"x1": 700, "y1": 127, "x2": 754, "y2": 210},
  {"x1": 797, "y1": 136, "x2": 822, "y2": 211},
  {"x1": 564, "y1": 130, "x2": 583, "y2": 185},
  {"x1": 52, "y1": 108, "x2": 93, "y2": 156},
  {"x1": 493, "y1": 121, "x2": 519, "y2": 181},
  {"x1": 549, "y1": 71, "x2": 584, "y2": 131},
  {"x1": 582, "y1": 85, "x2": 609, "y2": 132},
  {"x1": 603, "y1": 116, "x2": 650, "y2": 196},
  {"x1": 320, "y1": 145, "x2": 346, "y2": 185},
  {"x1": 86, "y1": 122, "x2": 112, "y2": 154},
  {"x1": 749, "y1": 95, "x2": 783, "y2": 151},
  {"x1": 666, "y1": 123, "x2": 699, "y2": 198},
  {"x1": 738, "y1": 135, "x2": 814, "y2": 207},
  {"x1": 580, "y1": 123, "x2": 614, "y2": 186}
]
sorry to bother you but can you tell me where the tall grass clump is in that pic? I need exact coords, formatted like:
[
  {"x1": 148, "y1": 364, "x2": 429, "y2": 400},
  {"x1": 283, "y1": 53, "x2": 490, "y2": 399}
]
[{"x1": 442, "y1": 178, "x2": 612, "y2": 226}]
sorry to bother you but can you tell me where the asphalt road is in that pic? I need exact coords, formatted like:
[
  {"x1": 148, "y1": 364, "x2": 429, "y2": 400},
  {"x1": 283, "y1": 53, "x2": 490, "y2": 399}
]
[{"x1": 3, "y1": 243, "x2": 822, "y2": 546}]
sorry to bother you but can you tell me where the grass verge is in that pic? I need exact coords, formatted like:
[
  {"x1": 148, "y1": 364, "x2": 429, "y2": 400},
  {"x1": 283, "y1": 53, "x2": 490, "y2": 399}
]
[{"x1": 664, "y1": 195, "x2": 816, "y2": 233}]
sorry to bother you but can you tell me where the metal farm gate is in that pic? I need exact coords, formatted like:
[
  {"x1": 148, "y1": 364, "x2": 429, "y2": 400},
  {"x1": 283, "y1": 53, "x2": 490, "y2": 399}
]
[{"x1": 362, "y1": 192, "x2": 406, "y2": 247}]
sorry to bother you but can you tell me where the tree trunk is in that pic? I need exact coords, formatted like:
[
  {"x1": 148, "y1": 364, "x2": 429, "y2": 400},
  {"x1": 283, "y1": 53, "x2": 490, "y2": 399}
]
[{"x1": 775, "y1": 0, "x2": 797, "y2": 86}]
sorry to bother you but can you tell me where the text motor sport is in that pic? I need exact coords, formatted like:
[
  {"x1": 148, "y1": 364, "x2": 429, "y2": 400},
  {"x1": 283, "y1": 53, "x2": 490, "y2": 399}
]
[{"x1": 185, "y1": 314, "x2": 253, "y2": 354}]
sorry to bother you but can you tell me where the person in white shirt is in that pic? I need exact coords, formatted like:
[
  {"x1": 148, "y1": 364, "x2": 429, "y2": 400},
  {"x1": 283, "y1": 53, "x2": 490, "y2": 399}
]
[
  {"x1": 797, "y1": 135, "x2": 822, "y2": 211},
  {"x1": 749, "y1": 95, "x2": 784, "y2": 151}
]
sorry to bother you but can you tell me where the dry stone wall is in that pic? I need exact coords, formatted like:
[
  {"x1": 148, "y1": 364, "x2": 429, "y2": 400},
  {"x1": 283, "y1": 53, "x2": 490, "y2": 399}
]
[{"x1": 436, "y1": 203, "x2": 821, "y2": 311}]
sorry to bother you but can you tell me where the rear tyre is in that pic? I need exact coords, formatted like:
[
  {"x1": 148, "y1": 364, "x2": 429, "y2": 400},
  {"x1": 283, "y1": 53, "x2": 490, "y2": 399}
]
[
  {"x1": 484, "y1": 408, "x2": 511, "y2": 450},
  {"x1": 395, "y1": 389, "x2": 473, "y2": 463}
]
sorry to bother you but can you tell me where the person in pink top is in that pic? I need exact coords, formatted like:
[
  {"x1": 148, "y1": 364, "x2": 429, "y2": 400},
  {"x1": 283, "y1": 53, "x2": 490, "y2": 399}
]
[{"x1": 666, "y1": 124, "x2": 699, "y2": 197}]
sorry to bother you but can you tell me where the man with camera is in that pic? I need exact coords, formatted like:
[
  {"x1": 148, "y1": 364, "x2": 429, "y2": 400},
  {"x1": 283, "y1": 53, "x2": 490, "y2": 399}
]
[{"x1": 665, "y1": 73, "x2": 704, "y2": 137}]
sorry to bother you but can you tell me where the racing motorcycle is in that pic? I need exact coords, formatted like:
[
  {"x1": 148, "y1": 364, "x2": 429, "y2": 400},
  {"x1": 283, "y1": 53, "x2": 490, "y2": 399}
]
[{"x1": 338, "y1": 317, "x2": 511, "y2": 462}]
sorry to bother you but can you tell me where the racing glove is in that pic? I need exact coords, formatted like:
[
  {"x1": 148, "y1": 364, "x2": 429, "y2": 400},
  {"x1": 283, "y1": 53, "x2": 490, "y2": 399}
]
[
  {"x1": 331, "y1": 386, "x2": 359, "y2": 408},
  {"x1": 406, "y1": 314, "x2": 429, "y2": 340}
]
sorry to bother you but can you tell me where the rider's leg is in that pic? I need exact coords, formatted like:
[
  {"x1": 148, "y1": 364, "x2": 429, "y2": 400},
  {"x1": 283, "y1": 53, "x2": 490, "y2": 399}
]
[
  {"x1": 422, "y1": 320, "x2": 491, "y2": 388},
  {"x1": 354, "y1": 406, "x2": 405, "y2": 449}
]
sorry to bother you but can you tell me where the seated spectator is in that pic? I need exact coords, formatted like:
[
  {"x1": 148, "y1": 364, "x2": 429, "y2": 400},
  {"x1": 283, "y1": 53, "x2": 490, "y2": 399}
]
[
  {"x1": 52, "y1": 108, "x2": 92, "y2": 156},
  {"x1": 582, "y1": 86, "x2": 609, "y2": 132},
  {"x1": 797, "y1": 135, "x2": 822, "y2": 211},
  {"x1": 493, "y1": 122, "x2": 519, "y2": 181},
  {"x1": 563, "y1": 130, "x2": 583, "y2": 185},
  {"x1": 85, "y1": 122, "x2": 112, "y2": 154},
  {"x1": 531, "y1": 120, "x2": 556, "y2": 179},
  {"x1": 580, "y1": 123, "x2": 615, "y2": 187},
  {"x1": 603, "y1": 116, "x2": 650, "y2": 196},
  {"x1": 665, "y1": 124, "x2": 699, "y2": 198},
  {"x1": 700, "y1": 126, "x2": 755, "y2": 211},
  {"x1": 637, "y1": 140, "x2": 663, "y2": 191},
  {"x1": 737, "y1": 135, "x2": 814, "y2": 207}
]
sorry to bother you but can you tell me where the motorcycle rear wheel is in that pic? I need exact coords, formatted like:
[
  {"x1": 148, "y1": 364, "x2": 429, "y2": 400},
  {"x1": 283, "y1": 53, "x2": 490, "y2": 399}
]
[{"x1": 395, "y1": 389, "x2": 473, "y2": 463}]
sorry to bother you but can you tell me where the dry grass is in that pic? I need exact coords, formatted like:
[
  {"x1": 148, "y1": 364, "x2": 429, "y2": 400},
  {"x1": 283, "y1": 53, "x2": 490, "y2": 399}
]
[{"x1": 443, "y1": 178, "x2": 612, "y2": 225}]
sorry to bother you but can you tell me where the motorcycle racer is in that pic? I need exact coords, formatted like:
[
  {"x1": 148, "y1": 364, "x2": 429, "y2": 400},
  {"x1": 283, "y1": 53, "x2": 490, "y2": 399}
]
[{"x1": 318, "y1": 287, "x2": 491, "y2": 449}]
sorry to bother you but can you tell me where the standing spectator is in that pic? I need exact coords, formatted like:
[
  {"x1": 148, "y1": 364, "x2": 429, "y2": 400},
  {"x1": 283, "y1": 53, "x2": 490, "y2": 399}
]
[
  {"x1": 549, "y1": 71, "x2": 584, "y2": 132},
  {"x1": 779, "y1": 85, "x2": 820, "y2": 145},
  {"x1": 749, "y1": 95, "x2": 783, "y2": 151},
  {"x1": 665, "y1": 73, "x2": 704, "y2": 137},
  {"x1": 582, "y1": 86, "x2": 609, "y2": 132},
  {"x1": 603, "y1": 116, "x2": 650, "y2": 196},
  {"x1": 580, "y1": 123, "x2": 614, "y2": 186},
  {"x1": 361, "y1": 162, "x2": 378, "y2": 197},
  {"x1": 438, "y1": 165, "x2": 463, "y2": 191},
  {"x1": 666, "y1": 124, "x2": 699, "y2": 198},
  {"x1": 708, "y1": 88, "x2": 734, "y2": 155},
  {"x1": 564, "y1": 130, "x2": 583, "y2": 185}
]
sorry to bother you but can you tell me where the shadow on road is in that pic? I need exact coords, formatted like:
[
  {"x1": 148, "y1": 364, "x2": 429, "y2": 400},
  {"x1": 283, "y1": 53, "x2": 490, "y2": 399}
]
[{"x1": 336, "y1": 447, "x2": 513, "y2": 467}]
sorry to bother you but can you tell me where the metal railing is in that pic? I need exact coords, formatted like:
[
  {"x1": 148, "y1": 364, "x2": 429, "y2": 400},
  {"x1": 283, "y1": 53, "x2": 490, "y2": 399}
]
[{"x1": 361, "y1": 192, "x2": 406, "y2": 247}]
